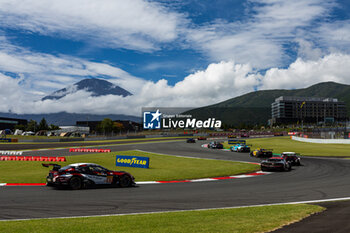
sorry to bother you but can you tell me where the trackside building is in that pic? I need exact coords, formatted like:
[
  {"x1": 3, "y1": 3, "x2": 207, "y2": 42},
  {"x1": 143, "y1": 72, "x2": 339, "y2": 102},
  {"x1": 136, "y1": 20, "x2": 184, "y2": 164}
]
[
  {"x1": 0, "y1": 117, "x2": 28, "y2": 130},
  {"x1": 270, "y1": 96, "x2": 347, "y2": 125}
]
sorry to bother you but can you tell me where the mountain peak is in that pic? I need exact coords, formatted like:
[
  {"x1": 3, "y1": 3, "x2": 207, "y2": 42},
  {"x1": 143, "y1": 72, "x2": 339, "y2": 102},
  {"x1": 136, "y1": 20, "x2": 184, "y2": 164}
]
[{"x1": 42, "y1": 78, "x2": 132, "y2": 101}]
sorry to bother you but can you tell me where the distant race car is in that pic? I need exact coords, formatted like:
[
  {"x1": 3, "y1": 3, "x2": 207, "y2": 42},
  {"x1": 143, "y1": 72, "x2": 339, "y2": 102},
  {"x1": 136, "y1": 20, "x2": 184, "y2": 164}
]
[
  {"x1": 281, "y1": 152, "x2": 301, "y2": 166},
  {"x1": 43, "y1": 163, "x2": 135, "y2": 190},
  {"x1": 208, "y1": 141, "x2": 224, "y2": 149},
  {"x1": 230, "y1": 143, "x2": 251, "y2": 152},
  {"x1": 186, "y1": 138, "x2": 196, "y2": 143},
  {"x1": 240, "y1": 133, "x2": 249, "y2": 138},
  {"x1": 228, "y1": 135, "x2": 237, "y2": 138},
  {"x1": 197, "y1": 136, "x2": 207, "y2": 140},
  {"x1": 250, "y1": 148, "x2": 273, "y2": 158},
  {"x1": 261, "y1": 157, "x2": 292, "y2": 171}
]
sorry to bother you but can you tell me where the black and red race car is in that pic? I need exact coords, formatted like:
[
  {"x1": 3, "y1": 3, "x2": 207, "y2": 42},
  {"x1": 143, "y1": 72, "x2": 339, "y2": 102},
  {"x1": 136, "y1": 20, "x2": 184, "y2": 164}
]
[
  {"x1": 197, "y1": 136, "x2": 207, "y2": 140},
  {"x1": 260, "y1": 157, "x2": 291, "y2": 171},
  {"x1": 43, "y1": 163, "x2": 135, "y2": 190},
  {"x1": 281, "y1": 152, "x2": 301, "y2": 166}
]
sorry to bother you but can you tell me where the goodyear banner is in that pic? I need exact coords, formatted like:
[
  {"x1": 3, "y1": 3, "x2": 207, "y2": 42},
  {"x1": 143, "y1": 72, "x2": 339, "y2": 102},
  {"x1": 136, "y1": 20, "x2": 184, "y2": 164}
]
[{"x1": 116, "y1": 155, "x2": 150, "y2": 168}]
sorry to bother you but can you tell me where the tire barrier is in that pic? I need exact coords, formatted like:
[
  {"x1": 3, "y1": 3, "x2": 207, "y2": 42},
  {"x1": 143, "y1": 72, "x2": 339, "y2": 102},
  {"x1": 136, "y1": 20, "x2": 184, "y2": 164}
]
[
  {"x1": 0, "y1": 156, "x2": 66, "y2": 161},
  {"x1": 69, "y1": 148, "x2": 111, "y2": 153},
  {"x1": 0, "y1": 151, "x2": 23, "y2": 155}
]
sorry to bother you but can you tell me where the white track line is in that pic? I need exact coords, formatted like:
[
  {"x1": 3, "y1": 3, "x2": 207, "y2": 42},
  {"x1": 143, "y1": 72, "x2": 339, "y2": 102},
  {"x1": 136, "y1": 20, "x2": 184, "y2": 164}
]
[{"x1": 1, "y1": 196, "x2": 350, "y2": 222}]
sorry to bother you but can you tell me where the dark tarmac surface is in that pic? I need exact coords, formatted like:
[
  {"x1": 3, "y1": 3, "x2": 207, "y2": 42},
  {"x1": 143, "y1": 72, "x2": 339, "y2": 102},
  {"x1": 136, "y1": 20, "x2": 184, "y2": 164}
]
[
  {"x1": 1, "y1": 139, "x2": 350, "y2": 232},
  {"x1": 272, "y1": 201, "x2": 350, "y2": 233},
  {"x1": 0, "y1": 137, "x2": 183, "y2": 150}
]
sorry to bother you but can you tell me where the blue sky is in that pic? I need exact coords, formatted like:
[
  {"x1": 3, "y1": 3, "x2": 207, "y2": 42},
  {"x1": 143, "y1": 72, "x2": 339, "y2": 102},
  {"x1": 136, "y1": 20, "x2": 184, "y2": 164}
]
[{"x1": 0, "y1": 0, "x2": 350, "y2": 115}]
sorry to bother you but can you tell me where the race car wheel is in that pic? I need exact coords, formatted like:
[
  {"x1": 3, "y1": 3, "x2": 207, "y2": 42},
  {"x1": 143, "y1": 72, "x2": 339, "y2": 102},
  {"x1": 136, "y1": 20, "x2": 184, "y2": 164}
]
[
  {"x1": 119, "y1": 175, "x2": 132, "y2": 187},
  {"x1": 284, "y1": 164, "x2": 291, "y2": 172},
  {"x1": 46, "y1": 182, "x2": 54, "y2": 187},
  {"x1": 69, "y1": 176, "x2": 82, "y2": 190}
]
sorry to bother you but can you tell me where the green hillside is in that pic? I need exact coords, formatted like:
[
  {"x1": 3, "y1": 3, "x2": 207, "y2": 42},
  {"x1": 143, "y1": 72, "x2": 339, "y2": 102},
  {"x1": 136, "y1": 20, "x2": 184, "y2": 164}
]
[{"x1": 188, "y1": 82, "x2": 350, "y2": 126}]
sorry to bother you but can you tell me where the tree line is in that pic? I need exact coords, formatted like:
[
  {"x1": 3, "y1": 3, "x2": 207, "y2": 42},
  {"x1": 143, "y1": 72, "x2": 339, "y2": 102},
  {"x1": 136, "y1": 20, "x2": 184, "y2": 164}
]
[
  {"x1": 15, "y1": 118, "x2": 60, "y2": 132},
  {"x1": 96, "y1": 118, "x2": 124, "y2": 135}
]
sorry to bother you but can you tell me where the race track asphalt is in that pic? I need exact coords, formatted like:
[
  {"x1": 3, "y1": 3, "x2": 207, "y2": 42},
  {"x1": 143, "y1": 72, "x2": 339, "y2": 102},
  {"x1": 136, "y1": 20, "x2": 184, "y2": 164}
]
[
  {"x1": 0, "y1": 137, "x2": 183, "y2": 151},
  {"x1": 1, "y1": 139, "x2": 350, "y2": 232}
]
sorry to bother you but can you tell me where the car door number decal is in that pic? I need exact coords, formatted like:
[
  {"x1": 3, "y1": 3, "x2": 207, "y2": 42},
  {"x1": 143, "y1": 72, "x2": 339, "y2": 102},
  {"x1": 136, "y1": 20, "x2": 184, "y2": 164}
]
[{"x1": 106, "y1": 176, "x2": 113, "y2": 184}]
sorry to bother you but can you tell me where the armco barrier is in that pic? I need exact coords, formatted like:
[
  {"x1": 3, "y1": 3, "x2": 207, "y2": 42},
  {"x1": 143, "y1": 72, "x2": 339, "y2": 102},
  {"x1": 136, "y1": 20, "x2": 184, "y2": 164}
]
[
  {"x1": 69, "y1": 148, "x2": 111, "y2": 153},
  {"x1": 291, "y1": 136, "x2": 350, "y2": 144},
  {"x1": 126, "y1": 135, "x2": 146, "y2": 139},
  {"x1": 0, "y1": 156, "x2": 66, "y2": 161}
]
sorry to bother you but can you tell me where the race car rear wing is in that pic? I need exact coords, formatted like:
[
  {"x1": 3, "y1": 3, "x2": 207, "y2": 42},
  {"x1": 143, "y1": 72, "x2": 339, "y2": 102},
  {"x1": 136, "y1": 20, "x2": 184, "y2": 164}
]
[
  {"x1": 281, "y1": 153, "x2": 301, "y2": 156},
  {"x1": 42, "y1": 163, "x2": 61, "y2": 171},
  {"x1": 261, "y1": 149, "x2": 273, "y2": 151}
]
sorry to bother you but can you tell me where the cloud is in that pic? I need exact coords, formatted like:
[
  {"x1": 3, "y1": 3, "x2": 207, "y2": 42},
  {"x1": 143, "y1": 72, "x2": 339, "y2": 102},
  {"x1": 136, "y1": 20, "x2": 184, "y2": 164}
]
[
  {"x1": 0, "y1": 37, "x2": 147, "y2": 98},
  {"x1": 0, "y1": 1, "x2": 349, "y2": 117},
  {"x1": 4, "y1": 53, "x2": 350, "y2": 116},
  {"x1": 295, "y1": 39, "x2": 323, "y2": 61},
  {"x1": 0, "y1": 73, "x2": 28, "y2": 113},
  {"x1": 315, "y1": 20, "x2": 350, "y2": 54},
  {"x1": 186, "y1": 0, "x2": 335, "y2": 68},
  {"x1": 0, "y1": 0, "x2": 338, "y2": 70},
  {"x1": 260, "y1": 53, "x2": 350, "y2": 90},
  {"x1": 0, "y1": 59, "x2": 261, "y2": 115},
  {"x1": 0, "y1": 0, "x2": 185, "y2": 51},
  {"x1": 0, "y1": 0, "x2": 342, "y2": 72}
]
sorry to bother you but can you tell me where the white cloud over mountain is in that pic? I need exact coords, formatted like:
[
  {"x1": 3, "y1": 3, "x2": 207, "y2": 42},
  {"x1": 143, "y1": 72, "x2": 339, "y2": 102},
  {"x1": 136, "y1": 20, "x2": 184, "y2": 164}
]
[
  {"x1": 1, "y1": 49, "x2": 350, "y2": 116},
  {"x1": 0, "y1": 36, "x2": 147, "y2": 98}
]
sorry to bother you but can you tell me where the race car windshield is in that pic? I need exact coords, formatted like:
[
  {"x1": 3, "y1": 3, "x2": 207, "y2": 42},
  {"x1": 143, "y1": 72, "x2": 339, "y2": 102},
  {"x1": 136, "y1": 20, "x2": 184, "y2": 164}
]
[{"x1": 60, "y1": 165, "x2": 73, "y2": 171}]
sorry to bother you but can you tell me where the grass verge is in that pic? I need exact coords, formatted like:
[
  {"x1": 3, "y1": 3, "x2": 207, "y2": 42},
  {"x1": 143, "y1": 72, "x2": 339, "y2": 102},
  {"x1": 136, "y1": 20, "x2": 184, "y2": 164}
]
[
  {"x1": 224, "y1": 136, "x2": 350, "y2": 157},
  {"x1": 0, "y1": 204, "x2": 324, "y2": 233},
  {"x1": 0, "y1": 150, "x2": 259, "y2": 183}
]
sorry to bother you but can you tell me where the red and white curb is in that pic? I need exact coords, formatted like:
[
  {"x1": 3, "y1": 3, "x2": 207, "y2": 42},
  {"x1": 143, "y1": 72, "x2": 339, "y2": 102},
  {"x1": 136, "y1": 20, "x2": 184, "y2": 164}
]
[
  {"x1": 0, "y1": 183, "x2": 46, "y2": 186},
  {"x1": 0, "y1": 171, "x2": 270, "y2": 186},
  {"x1": 137, "y1": 171, "x2": 270, "y2": 184}
]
